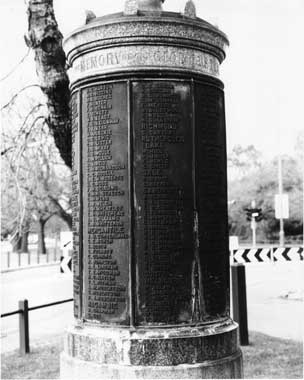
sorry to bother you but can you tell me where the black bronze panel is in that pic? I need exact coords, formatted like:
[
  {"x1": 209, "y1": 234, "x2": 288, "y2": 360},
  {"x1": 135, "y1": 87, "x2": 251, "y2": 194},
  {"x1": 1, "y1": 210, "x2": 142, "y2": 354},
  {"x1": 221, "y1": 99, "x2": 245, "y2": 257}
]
[
  {"x1": 82, "y1": 82, "x2": 130, "y2": 324},
  {"x1": 132, "y1": 81, "x2": 194, "y2": 325},
  {"x1": 71, "y1": 91, "x2": 81, "y2": 319},
  {"x1": 195, "y1": 82, "x2": 229, "y2": 318}
]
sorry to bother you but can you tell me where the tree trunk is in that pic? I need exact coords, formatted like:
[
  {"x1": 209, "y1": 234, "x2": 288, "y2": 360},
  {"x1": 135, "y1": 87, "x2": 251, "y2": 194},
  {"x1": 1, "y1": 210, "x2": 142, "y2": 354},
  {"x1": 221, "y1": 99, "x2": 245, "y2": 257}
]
[
  {"x1": 57, "y1": 210, "x2": 72, "y2": 230},
  {"x1": 63, "y1": 214, "x2": 72, "y2": 231},
  {"x1": 12, "y1": 233, "x2": 22, "y2": 253},
  {"x1": 38, "y1": 219, "x2": 46, "y2": 254},
  {"x1": 26, "y1": 0, "x2": 71, "y2": 168},
  {"x1": 48, "y1": 195, "x2": 72, "y2": 230},
  {"x1": 21, "y1": 231, "x2": 29, "y2": 253}
]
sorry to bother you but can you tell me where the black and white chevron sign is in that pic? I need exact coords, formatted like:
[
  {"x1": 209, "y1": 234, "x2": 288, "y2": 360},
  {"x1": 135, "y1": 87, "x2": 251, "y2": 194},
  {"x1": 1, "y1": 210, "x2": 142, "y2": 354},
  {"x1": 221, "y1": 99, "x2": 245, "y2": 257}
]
[
  {"x1": 60, "y1": 256, "x2": 72, "y2": 273},
  {"x1": 272, "y1": 247, "x2": 304, "y2": 262},
  {"x1": 232, "y1": 248, "x2": 271, "y2": 263},
  {"x1": 232, "y1": 247, "x2": 303, "y2": 264}
]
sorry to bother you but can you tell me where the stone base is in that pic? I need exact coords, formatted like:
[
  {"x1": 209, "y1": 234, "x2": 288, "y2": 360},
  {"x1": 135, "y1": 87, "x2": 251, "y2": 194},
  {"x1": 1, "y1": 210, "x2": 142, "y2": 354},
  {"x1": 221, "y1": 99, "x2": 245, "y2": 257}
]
[{"x1": 60, "y1": 319, "x2": 243, "y2": 379}]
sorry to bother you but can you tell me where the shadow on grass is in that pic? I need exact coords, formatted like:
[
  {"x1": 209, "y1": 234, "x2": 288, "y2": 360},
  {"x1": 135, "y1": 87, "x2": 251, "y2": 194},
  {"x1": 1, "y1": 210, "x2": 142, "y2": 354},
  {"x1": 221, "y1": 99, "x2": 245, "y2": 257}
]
[{"x1": 1, "y1": 331, "x2": 303, "y2": 379}]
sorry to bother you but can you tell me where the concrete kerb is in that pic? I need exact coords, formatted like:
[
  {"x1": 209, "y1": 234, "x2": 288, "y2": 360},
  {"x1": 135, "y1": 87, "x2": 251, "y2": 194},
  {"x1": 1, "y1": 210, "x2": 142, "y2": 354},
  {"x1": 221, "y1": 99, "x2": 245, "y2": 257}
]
[{"x1": 1, "y1": 261, "x2": 61, "y2": 274}]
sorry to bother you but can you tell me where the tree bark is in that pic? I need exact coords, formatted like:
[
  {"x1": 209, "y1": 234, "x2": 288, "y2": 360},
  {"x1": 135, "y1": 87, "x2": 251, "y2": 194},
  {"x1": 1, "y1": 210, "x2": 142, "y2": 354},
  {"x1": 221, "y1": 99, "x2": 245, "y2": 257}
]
[
  {"x1": 37, "y1": 218, "x2": 46, "y2": 254},
  {"x1": 26, "y1": 0, "x2": 71, "y2": 168}
]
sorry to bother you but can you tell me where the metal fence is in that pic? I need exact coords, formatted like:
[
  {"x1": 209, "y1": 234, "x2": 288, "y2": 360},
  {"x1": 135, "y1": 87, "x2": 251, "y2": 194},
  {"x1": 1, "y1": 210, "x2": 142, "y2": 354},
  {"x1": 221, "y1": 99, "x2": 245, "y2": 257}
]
[
  {"x1": 0, "y1": 236, "x2": 67, "y2": 271},
  {"x1": 1, "y1": 298, "x2": 73, "y2": 354},
  {"x1": 2, "y1": 249, "x2": 61, "y2": 270}
]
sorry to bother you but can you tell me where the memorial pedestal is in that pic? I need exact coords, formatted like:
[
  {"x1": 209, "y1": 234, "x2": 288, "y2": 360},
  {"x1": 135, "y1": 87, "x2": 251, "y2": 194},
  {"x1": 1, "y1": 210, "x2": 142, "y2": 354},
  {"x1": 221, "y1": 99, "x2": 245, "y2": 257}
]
[
  {"x1": 61, "y1": 320, "x2": 242, "y2": 379},
  {"x1": 62, "y1": 2, "x2": 243, "y2": 378}
]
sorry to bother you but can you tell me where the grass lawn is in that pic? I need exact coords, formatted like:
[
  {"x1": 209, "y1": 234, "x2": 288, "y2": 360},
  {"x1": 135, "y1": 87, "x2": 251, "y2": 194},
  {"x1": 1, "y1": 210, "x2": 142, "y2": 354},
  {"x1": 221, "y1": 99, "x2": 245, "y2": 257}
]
[
  {"x1": 1, "y1": 331, "x2": 303, "y2": 379},
  {"x1": 1, "y1": 340, "x2": 63, "y2": 379},
  {"x1": 242, "y1": 332, "x2": 303, "y2": 379}
]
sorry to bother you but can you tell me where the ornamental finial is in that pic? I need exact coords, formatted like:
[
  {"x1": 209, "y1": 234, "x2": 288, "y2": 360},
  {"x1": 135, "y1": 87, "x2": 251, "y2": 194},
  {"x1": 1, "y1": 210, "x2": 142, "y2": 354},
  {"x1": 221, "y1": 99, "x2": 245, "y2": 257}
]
[
  {"x1": 124, "y1": 0, "x2": 165, "y2": 15},
  {"x1": 184, "y1": 0, "x2": 196, "y2": 18}
]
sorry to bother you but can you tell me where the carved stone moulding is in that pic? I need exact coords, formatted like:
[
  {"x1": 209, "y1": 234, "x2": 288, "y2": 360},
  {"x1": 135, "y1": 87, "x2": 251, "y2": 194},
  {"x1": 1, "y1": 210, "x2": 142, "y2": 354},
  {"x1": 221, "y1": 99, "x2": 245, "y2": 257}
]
[{"x1": 69, "y1": 45, "x2": 220, "y2": 84}]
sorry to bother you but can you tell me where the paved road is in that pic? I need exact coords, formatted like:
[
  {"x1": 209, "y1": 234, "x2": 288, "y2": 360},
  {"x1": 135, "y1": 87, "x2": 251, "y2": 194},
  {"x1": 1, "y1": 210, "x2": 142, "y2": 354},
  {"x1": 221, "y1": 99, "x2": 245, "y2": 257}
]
[
  {"x1": 244, "y1": 261, "x2": 303, "y2": 342},
  {"x1": 1, "y1": 261, "x2": 303, "y2": 353}
]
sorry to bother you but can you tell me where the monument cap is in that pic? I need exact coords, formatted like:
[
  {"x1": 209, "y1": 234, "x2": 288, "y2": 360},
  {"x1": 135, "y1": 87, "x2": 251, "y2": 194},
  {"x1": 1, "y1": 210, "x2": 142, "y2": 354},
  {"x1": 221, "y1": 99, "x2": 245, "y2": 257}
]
[{"x1": 64, "y1": 1, "x2": 229, "y2": 86}]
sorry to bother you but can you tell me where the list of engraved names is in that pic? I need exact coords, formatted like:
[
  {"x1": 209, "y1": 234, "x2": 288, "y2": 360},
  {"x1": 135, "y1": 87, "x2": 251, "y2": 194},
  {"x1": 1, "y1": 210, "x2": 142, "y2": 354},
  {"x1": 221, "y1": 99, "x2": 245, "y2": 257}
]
[
  {"x1": 134, "y1": 82, "x2": 193, "y2": 324},
  {"x1": 71, "y1": 92, "x2": 80, "y2": 318},
  {"x1": 84, "y1": 84, "x2": 128, "y2": 322}
]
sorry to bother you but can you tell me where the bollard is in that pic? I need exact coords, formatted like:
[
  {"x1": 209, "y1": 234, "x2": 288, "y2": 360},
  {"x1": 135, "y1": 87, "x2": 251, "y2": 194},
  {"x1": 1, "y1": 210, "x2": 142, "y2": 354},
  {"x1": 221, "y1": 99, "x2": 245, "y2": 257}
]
[
  {"x1": 18, "y1": 251, "x2": 21, "y2": 267},
  {"x1": 7, "y1": 251, "x2": 10, "y2": 269},
  {"x1": 46, "y1": 250, "x2": 49, "y2": 263},
  {"x1": 19, "y1": 299, "x2": 30, "y2": 354},
  {"x1": 28, "y1": 251, "x2": 31, "y2": 266},
  {"x1": 37, "y1": 250, "x2": 40, "y2": 264},
  {"x1": 231, "y1": 263, "x2": 249, "y2": 345}
]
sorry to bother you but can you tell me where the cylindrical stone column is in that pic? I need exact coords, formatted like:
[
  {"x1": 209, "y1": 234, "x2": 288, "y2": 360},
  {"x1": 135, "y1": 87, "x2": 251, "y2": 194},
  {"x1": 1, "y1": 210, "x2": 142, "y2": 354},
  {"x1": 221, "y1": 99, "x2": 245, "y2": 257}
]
[{"x1": 61, "y1": 2, "x2": 243, "y2": 378}]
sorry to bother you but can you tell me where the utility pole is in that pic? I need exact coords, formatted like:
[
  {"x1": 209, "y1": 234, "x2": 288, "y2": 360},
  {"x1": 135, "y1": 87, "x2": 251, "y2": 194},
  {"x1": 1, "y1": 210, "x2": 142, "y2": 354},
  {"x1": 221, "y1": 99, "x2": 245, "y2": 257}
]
[{"x1": 278, "y1": 155, "x2": 284, "y2": 246}]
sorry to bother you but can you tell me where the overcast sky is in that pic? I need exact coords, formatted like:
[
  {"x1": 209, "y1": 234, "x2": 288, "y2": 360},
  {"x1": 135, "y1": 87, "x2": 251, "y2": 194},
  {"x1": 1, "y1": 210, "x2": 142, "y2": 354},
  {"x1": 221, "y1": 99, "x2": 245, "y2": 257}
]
[{"x1": 1, "y1": 0, "x2": 303, "y2": 159}]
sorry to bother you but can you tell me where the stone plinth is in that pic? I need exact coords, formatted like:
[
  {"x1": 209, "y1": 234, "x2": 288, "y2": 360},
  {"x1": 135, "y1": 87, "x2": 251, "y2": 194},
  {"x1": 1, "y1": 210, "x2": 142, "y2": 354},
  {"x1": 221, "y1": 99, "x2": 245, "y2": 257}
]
[
  {"x1": 62, "y1": 2, "x2": 243, "y2": 378},
  {"x1": 61, "y1": 321, "x2": 242, "y2": 379}
]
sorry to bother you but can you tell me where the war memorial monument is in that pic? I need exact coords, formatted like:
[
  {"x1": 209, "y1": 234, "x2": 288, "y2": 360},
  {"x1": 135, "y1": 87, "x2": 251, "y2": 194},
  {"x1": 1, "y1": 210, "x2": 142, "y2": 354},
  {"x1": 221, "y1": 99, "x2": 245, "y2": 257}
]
[{"x1": 61, "y1": 0, "x2": 243, "y2": 377}]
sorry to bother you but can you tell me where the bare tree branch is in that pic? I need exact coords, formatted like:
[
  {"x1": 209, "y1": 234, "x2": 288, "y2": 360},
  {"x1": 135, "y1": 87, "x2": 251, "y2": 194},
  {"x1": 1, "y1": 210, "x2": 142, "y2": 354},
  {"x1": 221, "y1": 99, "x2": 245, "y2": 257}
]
[
  {"x1": 19, "y1": 104, "x2": 45, "y2": 134},
  {"x1": 1, "y1": 147, "x2": 14, "y2": 156},
  {"x1": 1, "y1": 84, "x2": 41, "y2": 111},
  {"x1": 0, "y1": 48, "x2": 30, "y2": 82}
]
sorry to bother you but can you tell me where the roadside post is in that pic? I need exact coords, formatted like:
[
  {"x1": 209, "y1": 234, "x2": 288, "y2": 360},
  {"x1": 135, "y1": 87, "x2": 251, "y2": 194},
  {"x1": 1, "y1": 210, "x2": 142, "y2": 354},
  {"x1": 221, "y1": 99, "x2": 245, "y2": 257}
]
[
  {"x1": 231, "y1": 264, "x2": 249, "y2": 346},
  {"x1": 18, "y1": 299, "x2": 30, "y2": 354},
  {"x1": 244, "y1": 200, "x2": 262, "y2": 248}
]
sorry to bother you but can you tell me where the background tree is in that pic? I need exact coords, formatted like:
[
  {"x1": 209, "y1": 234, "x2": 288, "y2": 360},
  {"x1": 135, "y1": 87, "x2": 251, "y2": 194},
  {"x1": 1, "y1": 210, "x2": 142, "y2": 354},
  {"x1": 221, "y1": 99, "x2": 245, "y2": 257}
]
[
  {"x1": 228, "y1": 144, "x2": 262, "y2": 180},
  {"x1": 1, "y1": 92, "x2": 46, "y2": 250},
  {"x1": 1, "y1": 105, "x2": 71, "y2": 253},
  {"x1": 23, "y1": 126, "x2": 72, "y2": 253},
  {"x1": 228, "y1": 147, "x2": 303, "y2": 243}
]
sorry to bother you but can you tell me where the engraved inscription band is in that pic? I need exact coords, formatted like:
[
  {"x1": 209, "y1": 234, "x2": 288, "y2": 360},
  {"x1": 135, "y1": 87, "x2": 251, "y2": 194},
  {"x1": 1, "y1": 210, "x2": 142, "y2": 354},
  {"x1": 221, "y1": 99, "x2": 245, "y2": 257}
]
[{"x1": 70, "y1": 45, "x2": 219, "y2": 83}]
